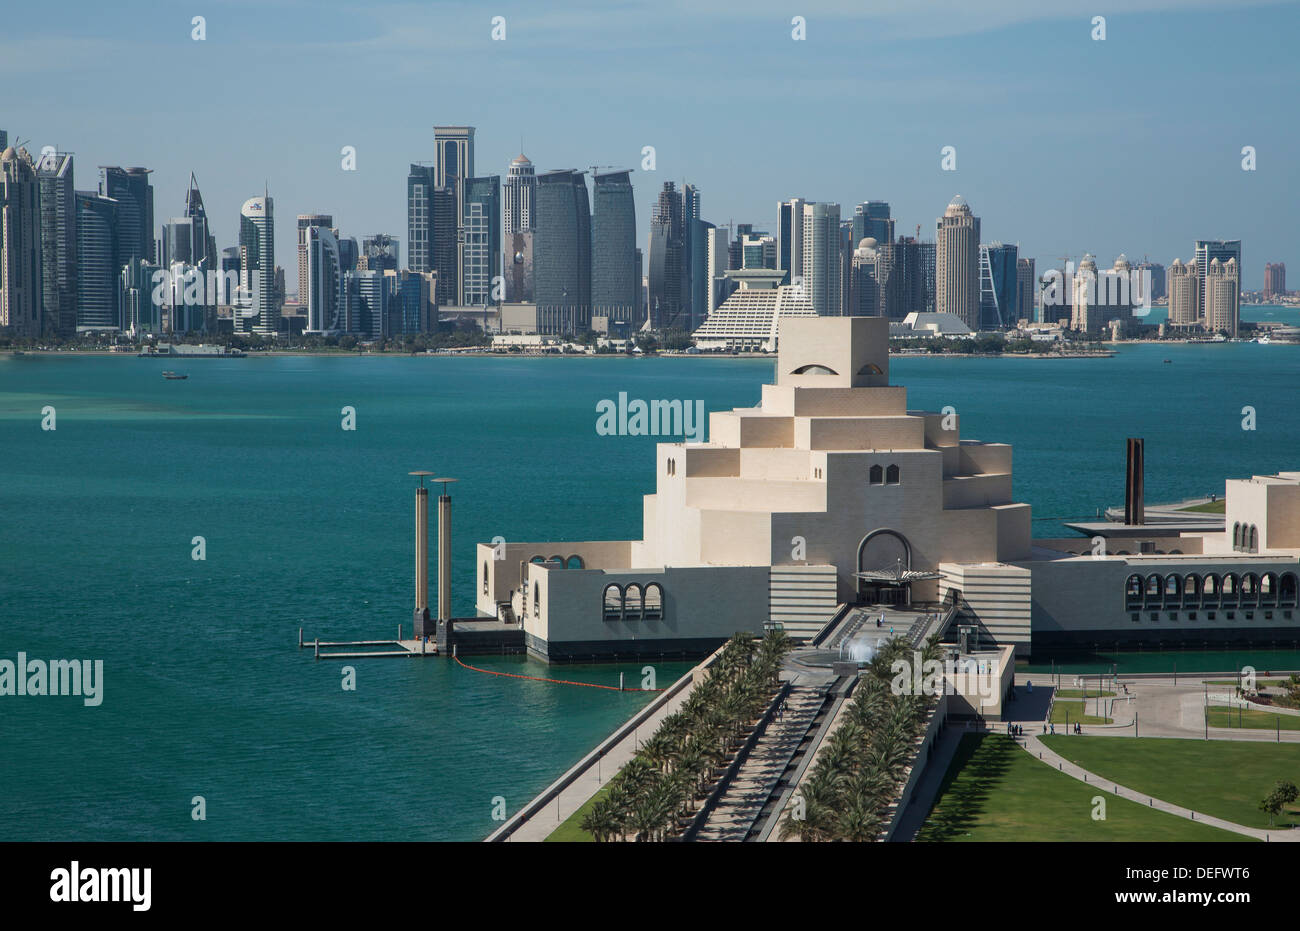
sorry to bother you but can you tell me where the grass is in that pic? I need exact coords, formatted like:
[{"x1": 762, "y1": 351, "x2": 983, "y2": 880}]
[
  {"x1": 1206, "y1": 706, "x2": 1300, "y2": 731},
  {"x1": 1181, "y1": 499, "x2": 1227, "y2": 513},
  {"x1": 1041, "y1": 735, "x2": 1300, "y2": 830},
  {"x1": 543, "y1": 782, "x2": 612, "y2": 842},
  {"x1": 1050, "y1": 699, "x2": 1112, "y2": 725},
  {"x1": 1055, "y1": 688, "x2": 1115, "y2": 698},
  {"x1": 917, "y1": 734, "x2": 1247, "y2": 842}
]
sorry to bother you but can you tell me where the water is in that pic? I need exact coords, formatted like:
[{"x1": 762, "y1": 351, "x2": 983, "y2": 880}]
[{"x1": 1, "y1": 327, "x2": 1298, "y2": 839}]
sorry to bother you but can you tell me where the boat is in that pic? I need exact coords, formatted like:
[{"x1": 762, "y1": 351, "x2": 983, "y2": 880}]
[
  {"x1": 161, "y1": 371, "x2": 189, "y2": 380},
  {"x1": 1163, "y1": 359, "x2": 1172, "y2": 364}
]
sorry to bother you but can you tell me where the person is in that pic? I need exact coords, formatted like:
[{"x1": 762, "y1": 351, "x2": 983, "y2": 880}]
[{"x1": 1050, "y1": 723, "x2": 1055, "y2": 735}]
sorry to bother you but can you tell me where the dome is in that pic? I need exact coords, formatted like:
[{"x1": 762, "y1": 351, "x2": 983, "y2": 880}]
[
  {"x1": 1210, "y1": 257, "x2": 1221, "y2": 267},
  {"x1": 1171, "y1": 258, "x2": 1183, "y2": 267},
  {"x1": 1080, "y1": 253, "x2": 1096, "y2": 267},
  {"x1": 510, "y1": 153, "x2": 532, "y2": 166},
  {"x1": 858, "y1": 237, "x2": 877, "y2": 250},
  {"x1": 943, "y1": 194, "x2": 971, "y2": 217},
  {"x1": 0, "y1": 147, "x2": 15, "y2": 162}
]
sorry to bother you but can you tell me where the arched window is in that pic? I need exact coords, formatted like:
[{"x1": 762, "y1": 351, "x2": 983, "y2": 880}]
[
  {"x1": 1249, "y1": 525, "x2": 1259, "y2": 553},
  {"x1": 566, "y1": 555, "x2": 584, "y2": 569},
  {"x1": 1163, "y1": 575, "x2": 1181, "y2": 605},
  {"x1": 482, "y1": 563, "x2": 489, "y2": 595},
  {"x1": 1280, "y1": 573, "x2": 1298, "y2": 608},
  {"x1": 1145, "y1": 574, "x2": 1162, "y2": 604},
  {"x1": 1232, "y1": 522, "x2": 1241, "y2": 550},
  {"x1": 533, "y1": 581, "x2": 540, "y2": 613},
  {"x1": 530, "y1": 555, "x2": 545, "y2": 564},
  {"x1": 603, "y1": 583, "x2": 624, "y2": 621},
  {"x1": 869, "y1": 465, "x2": 883, "y2": 485},
  {"x1": 643, "y1": 583, "x2": 664, "y2": 621},
  {"x1": 1261, "y1": 573, "x2": 1278, "y2": 606},
  {"x1": 792, "y1": 364, "x2": 838, "y2": 375},
  {"x1": 1241, "y1": 573, "x2": 1259, "y2": 606},
  {"x1": 624, "y1": 583, "x2": 644, "y2": 622},
  {"x1": 548, "y1": 554, "x2": 564, "y2": 567},
  {"x1": 1222, "y1": 573, "x2": 1239, "y2": 605},
  {"x1": 886, "y1": 464, "x2": 900, "y2": 484},
  {"x1": 1203, "y1": 574, "x2": 1220, "y2": 604},
  {"x1": 1183, "y1": 574, "x2": 1201, "y2": 607},
  {"x1": 1125, "y1": 575, "x2": 1143, "y2": 607}
]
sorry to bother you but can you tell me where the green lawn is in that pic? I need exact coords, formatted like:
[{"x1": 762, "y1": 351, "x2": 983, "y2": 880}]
[
  {"x1": 1050, "y1": 699, "x2": 1112, "y2": 725},
  {"x1": 1206, "y1": 706, "x2": 1300, "y2": 732},
  {"x1": 544, "y1": 783, "x2": 612, "y2": 842},
  {"x1": 1041, "y1": 735, "x2": 1300, "y2": 830},
  {"x1": 918, "y1": 734, "x2": 1246, "y2": 841},
  {"x1": 1055, "y1": 689, "x2": 1116, "y2": 699},
  {"x1": 1181, "y1": 499, "x2": 1227, "y2": 513}
]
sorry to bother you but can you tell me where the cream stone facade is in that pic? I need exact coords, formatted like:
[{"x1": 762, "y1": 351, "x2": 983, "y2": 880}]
[{"x1": 477, "y1": 316, "x2": 1036, "y2": 660}]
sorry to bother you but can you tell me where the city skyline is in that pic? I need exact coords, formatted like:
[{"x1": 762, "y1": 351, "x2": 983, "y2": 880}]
[{"x1": 3, "y1": 0, "x2": 1296, "y2": 291}]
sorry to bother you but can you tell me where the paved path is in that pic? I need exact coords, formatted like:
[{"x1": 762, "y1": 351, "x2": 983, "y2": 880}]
[
  {"x1": 1021, "y1": 733, "x2": 1300, "y2": 842},
  {"x1": 695, "y1": 686, "x2": 825, "y2": 842}
]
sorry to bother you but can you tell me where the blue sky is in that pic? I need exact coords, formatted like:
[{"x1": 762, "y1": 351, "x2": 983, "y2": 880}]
[{"x1": 3, "y1": 0, "x2": 1295, "y2": 291}]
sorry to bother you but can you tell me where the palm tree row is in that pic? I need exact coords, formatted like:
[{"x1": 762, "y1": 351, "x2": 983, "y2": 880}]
[
  {"x1": 780, "y1": 634, "x2": 944, "y2": 842},
  {"x1": 581, "y1": 628, "x2": 794, "y2": 842}
]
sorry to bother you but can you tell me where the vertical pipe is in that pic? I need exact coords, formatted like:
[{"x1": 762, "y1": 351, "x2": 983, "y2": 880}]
[
  {"x1": 438, "y1": 492, "x2": 452, "y2": 621},
  {"x1": 416, "y1": 486, "x2": 429, "y2": 619}
]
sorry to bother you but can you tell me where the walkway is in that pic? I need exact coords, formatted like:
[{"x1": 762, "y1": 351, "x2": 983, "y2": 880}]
[
  {"x1": 694, "y1": 686, "x2": 826, "y2": 842},
  {"x1": 1021, "y1": 733, "x2": 1300, "y2": 842}
]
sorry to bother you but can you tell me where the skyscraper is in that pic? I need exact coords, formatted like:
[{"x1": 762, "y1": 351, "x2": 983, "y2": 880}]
[
  {"x1": 777, "y1": 197, "x2": 805, "y2": 284},
  {"x1": 75, "y1": 191, "x2": 118, "y2": 330},
  {"x1": 1204, "y1": 257, "x2": 1240, "y2": 337},
  {"x1": 800, "y1": 202, "x2": 841, "y2": 316},
  {"x1": 849, "y1": 237, "x2": 882, "y2": 317},
  {"x1": 1016, "y1": 257, "x2": 1036, "y2": 324},
  {"x1": 705, "y1": 225, "x2": 732, "y2": 317},
  {"x1": 534, "y1": 169, "x2": 591, "y2": 335},
  {"x1": 935, "y1": 195, "x2": 980, "y2": 328},
  {"x1": 682, "y1": 184, "x2": 703, "y2": 329},
  {"x1": 297, "y1": 214, "x2": 332, "y2": 298},
  {"x1": 1264, "y1": 262, "x2": 1286, "y2": 299},
  {"x1": 462, "y1": 176, "x2": 500, "y2": 307},
  {"x1": 406, "y1": 164, "x2": 456, "y2": 305},
  {"x1": 741, "y1": 234, "x2": 777, "y2": 270},
  {"x1": 1166, "y1": 258, "x2": 1200, "y2": 328},
  {"x1": 646, "y1": 181, "x2": 685, "y2": 329},
  {"x1": 99, "y1": 166, "x2": 154, "y2": 268},
  {"x1": 236, "y1": 194, "x2": 276, "y2": 337},
  {"x1": 852, "y1": 201, "x2": 894, "y2": 248},
  {"x1": 1, "y1": 146, "x2": 42, "y2": 340},
  {"x1": 160, "y1": 174, "x2": 218, "y2": 333},
  {"x1": 1137, "y1": 261, "x2": 1165, "y2": 302},
  {"x1": 434, "y1": 126, "x2": 475, "y2": 302},
  {"x1": 35, "y1": 150, "x2": 77, "y2": 339},
  {"x1": 978, "y1": 242, "x2": 1018, "y2": 329},
  {"x1": 1194, "y1": 239, "x2": 1241, "y2": 309},
  {"x1": 503, "y1": 153, "x2": 536, "y2": 233},
  {"x1": 304, "y1": 225, "x2": 342, "y2": 333},
  {"x1": 359, "y1": 233, "x2": 400, "y2": 273},
  {"x1": 591, "y1": 170, "x2": 637, "y2": 326}
]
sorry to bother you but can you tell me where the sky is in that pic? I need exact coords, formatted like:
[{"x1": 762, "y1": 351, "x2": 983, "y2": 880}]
[{"x1": 3, "y1": 0, "x2": 1296, "y2": 292}]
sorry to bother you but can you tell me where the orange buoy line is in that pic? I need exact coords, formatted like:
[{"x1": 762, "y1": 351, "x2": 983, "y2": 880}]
[{"x1": 453, "y1": 654, "x2": 665, "y2": 691}]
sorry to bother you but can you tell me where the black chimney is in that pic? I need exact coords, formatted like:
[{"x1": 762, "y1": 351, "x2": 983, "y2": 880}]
[{"x1": 1124, "y1": 438, "x2": 1144, "y2": 525}]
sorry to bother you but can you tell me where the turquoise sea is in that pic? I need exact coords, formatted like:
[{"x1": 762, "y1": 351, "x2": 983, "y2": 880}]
[{"x1": 2, "y1": 311, "x2": 1298, "y2": 840}]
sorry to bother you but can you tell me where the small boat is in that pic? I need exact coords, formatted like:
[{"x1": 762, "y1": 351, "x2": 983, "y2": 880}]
[
  {"x1": 1163, "y1": 359, "x2": 1172, "y2": 364},
  {"x1": 161, "y1": 371, "x2": 188, "y2": 380}
]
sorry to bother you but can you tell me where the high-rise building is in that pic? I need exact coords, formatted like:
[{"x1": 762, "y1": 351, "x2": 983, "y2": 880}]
[
  {"x1": 236, "y1": 194, "x2": 276, "y2": 337},
  {"x1": 1264, "y1": 262, "x2": 1286, "y2": 299},
  {"x1": 159, "y1": 174, "x2": 218, "y2": 334},
  {"x1": 978, "y1": 242, "x2": 1019, "y2": 329},
  {"x1": 359, "y1": 233, "x2": 400, "y2": 273},
  {"x1": 1, "y1": 146, "x2": 42, "y2": 340},
  {"x1": 219, "y1": 247, "x2": 240, "y2": 305},
  {"x1": 852, "y1": 201, "x2": 894, "y2": 248},
  {"x1": 99, "y1": 166, "x2": 154, "y2": 269},
  {"x1": 297, "y1": 214, "x2": 332, "y2": 298},
  {"x1": 534, "y1": 169, "x2": 591, "y2": 335},
  {"x1": 434, "y1": 126, "x2": 475, "y2": 302},
  {"x1": 385, "y1": 269, "x2": 435, "y2": 336},
  {"x1": 406, "y1": 164, "x2": 457, "y2": 305},
  {"x1": 935, "y1": 195, "x2": 980, "y2": 328},
  {"x1": 1194, "y1": 239, "x2": 1241, "y2": 308},
  {"x1": 503, "y1": 153, "x2": 536, "y2": 234},
  {"x1": 1071, "y1": 254, "x2": 1134, "y2": 335},
  {"x1": 729, "y1": 223, "x2": 753, "y2": 271},
  {"x1": 1204, "y1": 257, "x2": 1240, "y2": 337},
  {"x1": 304, "y1": 225, "x2": 342, "y2": 333},
  {"x1": 75, "y1": 191, "x2": 118, "y2": 330},
  {"x1": 462, "y1": 176, "x2": 500, "y2": 307},
  {"x1": 505, "y1": 232, "x2": 534, "y2": 303},
  {"x1": 705, "y1": 225, "x2": 732, "y2": 317},
  {"x1": 800, "y1": 202, "x2": 841, "y2": 316},
  {"x1": 682, "y1": 184, "x2": 703, "y2": 329},
  {"x1": 120, "y1": 256, "x2": 162, "y2": 335},
  {"x1": 342, "y1": 268, "x2": 389, "y2": 340},
  {"x1": 591, "y1": 170, "x2": 637, "y2": 327},
  {"x1": 777, "y1": 198, "x2": 805, "y2": 284},
  {"x1": 1016, "y1": 257, "x2": 1036, "y2": 323},
  {"x1": 646, "y1": 181, "x2": 685, "y2": 330},
  {"x1": 849, "y1": 237, "x2": 882, "y2": 317},
  {"x1": 741, "y1": 234, "x2": 777, "y2": 270},
  {"x1": 1137, "y1": 261, "x2": 1165, "y2": 302},
  {"x1": 35, "y1": 150, "x2": 77, "y2": 339},
  {"x1": 1166, "y1": 258, "x2": 1200, "y2": 328},
  {"x1": 0, "y1": 131, "x2": 6, "y2": 150}
]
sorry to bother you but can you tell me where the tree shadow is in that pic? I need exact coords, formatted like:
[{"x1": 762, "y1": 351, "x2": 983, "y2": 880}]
[{"x1": 916, "y1": 734, "x2": 1015, "y2": 842}]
